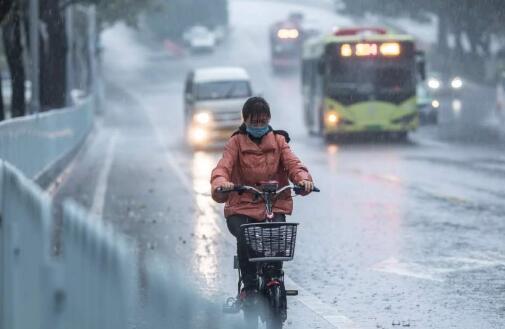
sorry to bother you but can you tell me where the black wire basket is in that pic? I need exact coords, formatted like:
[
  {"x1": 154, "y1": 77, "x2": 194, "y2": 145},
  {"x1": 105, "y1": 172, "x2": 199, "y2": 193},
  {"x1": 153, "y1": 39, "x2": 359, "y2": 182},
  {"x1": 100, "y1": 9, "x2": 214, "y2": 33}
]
[{"x1": 240, "y1": 222, "x2": 299, "y2": 262}]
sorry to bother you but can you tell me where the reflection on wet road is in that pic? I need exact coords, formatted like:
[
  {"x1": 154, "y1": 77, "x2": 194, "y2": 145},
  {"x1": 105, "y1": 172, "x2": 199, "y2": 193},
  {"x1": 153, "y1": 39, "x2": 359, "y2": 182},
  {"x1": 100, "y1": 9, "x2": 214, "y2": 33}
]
[{"x1": 191, "y1": 151, "x2": 222, "y2": 293}]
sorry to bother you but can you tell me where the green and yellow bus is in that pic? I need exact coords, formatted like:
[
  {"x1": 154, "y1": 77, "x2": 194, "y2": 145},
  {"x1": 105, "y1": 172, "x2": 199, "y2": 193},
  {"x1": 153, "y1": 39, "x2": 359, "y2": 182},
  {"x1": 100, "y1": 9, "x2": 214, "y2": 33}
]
[{"x1": 301, "y1": 27, "x2": 425, "y2": 139}]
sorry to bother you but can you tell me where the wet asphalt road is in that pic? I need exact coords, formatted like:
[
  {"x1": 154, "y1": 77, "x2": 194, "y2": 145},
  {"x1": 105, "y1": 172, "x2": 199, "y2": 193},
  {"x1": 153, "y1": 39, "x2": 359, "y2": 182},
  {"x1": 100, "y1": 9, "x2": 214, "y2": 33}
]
[{"x1": 52, "y1": 1, "x2": 505, "y2": 328}]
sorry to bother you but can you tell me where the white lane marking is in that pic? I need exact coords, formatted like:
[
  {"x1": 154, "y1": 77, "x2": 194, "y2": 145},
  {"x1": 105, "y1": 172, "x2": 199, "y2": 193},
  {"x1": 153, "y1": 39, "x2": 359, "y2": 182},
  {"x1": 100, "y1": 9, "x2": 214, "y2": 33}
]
[
  {"x1": 436, "y1": 256, "x2": 505, "y2": 270},
  {"x1": 372, "y1": 255, "x2": 505, "y2": 282},
  {"x1": 47, "y1": 126, "x2": 99, "y2": 197},
  {"x1": 372, "y1": 257, "x2": 443, "y2": 282},
  {"x1": 129, "y1": 91, "x2": 225, "y2": 238},
  {"x1": 142, "y1": 111, "x2": 193, "y2": 191},
  {"x1": 284, "y1": 275, "x2": 359, "y2": 329},
  {"x1": 90, "y1": 132, "x2": 118, "y2": 217},
  {"x1": 127, "y1": 90, "x2": 358, "y2": 329}
]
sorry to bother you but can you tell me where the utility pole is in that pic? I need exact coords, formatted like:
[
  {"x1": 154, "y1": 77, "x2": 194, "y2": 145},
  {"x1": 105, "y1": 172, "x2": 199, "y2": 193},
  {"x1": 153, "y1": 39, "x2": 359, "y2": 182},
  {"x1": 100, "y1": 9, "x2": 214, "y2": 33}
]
[{"x1": 29, "y1": 0, "x2": 40, "y2": 114}]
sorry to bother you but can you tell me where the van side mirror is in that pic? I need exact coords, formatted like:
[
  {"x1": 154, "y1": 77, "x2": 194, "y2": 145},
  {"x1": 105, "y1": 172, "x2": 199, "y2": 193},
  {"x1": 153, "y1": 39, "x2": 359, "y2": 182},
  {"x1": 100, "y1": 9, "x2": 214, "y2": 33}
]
[{"x1": 416, "y1": 50, "x2": 426, "y2": 81}]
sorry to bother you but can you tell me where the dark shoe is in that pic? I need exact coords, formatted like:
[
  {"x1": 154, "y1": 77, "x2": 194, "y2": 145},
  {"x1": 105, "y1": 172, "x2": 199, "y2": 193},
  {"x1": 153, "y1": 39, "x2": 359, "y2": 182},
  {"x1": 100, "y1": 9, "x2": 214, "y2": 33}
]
[
  {"x1": 240, "y1": 286, "x2": 257, "y2": 300},
  {"x1": 240, "y1": 287, "x2": 259, "y2": 308}
]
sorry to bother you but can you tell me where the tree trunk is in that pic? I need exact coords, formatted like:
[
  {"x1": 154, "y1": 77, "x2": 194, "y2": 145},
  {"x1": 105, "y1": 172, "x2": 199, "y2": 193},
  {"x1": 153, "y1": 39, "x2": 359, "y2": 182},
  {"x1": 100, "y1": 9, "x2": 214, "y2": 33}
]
[
  {"x1": 466, "y1": 29, "x2": 479, "y2": 56},
  {"x1": 437, "y1": 11, "x2": 449, "y2": 55},
  {"x1": 0, "y1": 73, "x2": 4, "y2": 121},
  {"x1": 0, "y1": 0, "x2": 14, "y2": 121},
  {"x1": 453, "y1": 30, "x2": 462, "y2": 53},
  {"x1": 0, "y1": 0, "x2": 14, "y2": 24},
  {"x1": 2, "y1": 4, "x2": 26, "y2": 118},
  {"x1": 479, "y1": 33, "x2": 491, "y2": 57},
  {"x1": 39, "y1": 0, "x2": 67, "y2": 111}
]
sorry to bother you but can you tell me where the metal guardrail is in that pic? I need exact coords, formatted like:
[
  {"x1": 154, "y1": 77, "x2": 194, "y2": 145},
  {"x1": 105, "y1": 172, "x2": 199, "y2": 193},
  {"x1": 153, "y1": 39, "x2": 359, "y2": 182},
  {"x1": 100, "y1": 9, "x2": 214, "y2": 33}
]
[
  {"x1": 0, "y1": 161, "x2": 238, "y2": 329},
  {"x1": 60, "y1": 200, "x2": 138, "y2": 329},
  {"x1": 0, "y1": 94, "x2": 238, "y2": 328},
  {"x1": 0, "y1": 97, "x2": 94, "y2": 180},
  {"x1": 0, "y1": 161, "x2": 53, "y2": 329}
]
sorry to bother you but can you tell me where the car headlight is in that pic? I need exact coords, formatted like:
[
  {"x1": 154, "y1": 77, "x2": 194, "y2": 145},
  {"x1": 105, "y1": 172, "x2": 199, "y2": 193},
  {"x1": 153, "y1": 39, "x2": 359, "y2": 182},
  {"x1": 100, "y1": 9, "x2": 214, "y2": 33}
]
[
  {"x1": 451, "y1": 77, "x2": 463, "y2": 89},
  {"x1": 194, "y1": 111, "x2": 212, "y2": 125},
  {"x1": 189, "y1": 127, "x2": 209, "y2": 144},
  {"x1": 428, "y1": 78, "x2": 441, "y2": 90}
]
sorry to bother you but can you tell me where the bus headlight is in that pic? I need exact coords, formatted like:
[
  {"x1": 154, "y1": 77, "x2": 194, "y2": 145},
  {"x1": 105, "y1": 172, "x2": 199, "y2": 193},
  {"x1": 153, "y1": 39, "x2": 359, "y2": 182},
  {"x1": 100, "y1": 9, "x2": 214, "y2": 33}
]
[
  {"x1": 428, "y1": 78, "x2": 441, "y2": 90},
  {"x1": 431, "y1": 100, "x2": 440, "y2": 108},
  {"x1": 194, "y1": 111, "x2": 212, "y2": 125},
  {"x1": 451, "y1": 77, "x2": 463, "y2": 89},
  {"x1": 325, "y1": 112, "x2": 340, "y2": 125}
]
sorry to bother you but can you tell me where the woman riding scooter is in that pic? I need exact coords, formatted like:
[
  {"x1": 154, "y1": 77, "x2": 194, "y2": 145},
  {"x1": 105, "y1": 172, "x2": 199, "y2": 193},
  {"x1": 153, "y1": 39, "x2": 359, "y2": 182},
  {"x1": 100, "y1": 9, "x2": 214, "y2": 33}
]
[{"x1": 210, "y1": 96, "x2": 314, "y2": 296}]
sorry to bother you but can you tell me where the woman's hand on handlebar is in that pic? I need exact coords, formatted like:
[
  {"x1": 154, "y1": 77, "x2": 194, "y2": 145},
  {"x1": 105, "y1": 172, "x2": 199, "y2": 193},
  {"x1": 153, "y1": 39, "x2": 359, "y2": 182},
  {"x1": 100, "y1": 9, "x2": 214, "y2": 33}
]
[
  {"x1": 298, "y1": 180, "x2": 314, "y2": 193},
  {"x1": 217, "y1": 182, "x2": 235, "y2": 192}
]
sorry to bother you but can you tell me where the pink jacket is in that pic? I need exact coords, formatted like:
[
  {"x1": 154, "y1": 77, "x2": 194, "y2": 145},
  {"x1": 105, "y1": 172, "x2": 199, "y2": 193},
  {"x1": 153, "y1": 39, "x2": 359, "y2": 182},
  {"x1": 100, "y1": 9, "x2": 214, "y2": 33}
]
[{"x1": 210, "y1": 131, "x2": 312, "y2": 220}]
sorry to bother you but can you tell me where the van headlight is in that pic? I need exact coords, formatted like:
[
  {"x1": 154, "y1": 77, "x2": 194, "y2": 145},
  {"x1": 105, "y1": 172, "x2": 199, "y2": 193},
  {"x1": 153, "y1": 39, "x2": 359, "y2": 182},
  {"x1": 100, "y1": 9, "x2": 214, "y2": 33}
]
[
  {"x1": 194, "y1": 111, "x2": 212, "y2": 125},
  {"x1": 451, "y1": 77, "x2": 463, "y2": 89},
  {"x1": 189, "y1": 127, "x2": 209, "y2": 144}
]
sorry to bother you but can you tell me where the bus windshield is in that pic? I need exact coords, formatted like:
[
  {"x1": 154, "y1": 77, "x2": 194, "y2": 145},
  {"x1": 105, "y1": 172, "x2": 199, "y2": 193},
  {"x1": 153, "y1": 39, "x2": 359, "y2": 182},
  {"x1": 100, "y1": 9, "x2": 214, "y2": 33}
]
[
  {"x1": 325, "y1": 58, "x2": 415, "y2": 103},
  {"x1": 328, "y1": 58, "x2": 415, "y2": 91}
]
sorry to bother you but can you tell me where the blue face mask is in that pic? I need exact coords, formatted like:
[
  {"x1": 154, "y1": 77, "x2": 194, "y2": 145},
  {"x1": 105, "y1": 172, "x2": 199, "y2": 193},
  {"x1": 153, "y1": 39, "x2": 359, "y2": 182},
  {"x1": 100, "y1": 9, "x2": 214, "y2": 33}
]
[{"x1": 246, "y1": 124, "x2": 270, "y2": 138}]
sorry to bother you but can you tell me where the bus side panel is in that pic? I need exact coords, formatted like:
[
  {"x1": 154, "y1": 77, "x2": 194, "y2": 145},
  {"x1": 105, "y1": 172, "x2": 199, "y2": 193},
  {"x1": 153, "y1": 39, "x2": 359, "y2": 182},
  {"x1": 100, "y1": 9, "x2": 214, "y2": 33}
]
[{"x1": 302, "y1": 58, "x2": 324, "y2": 134}]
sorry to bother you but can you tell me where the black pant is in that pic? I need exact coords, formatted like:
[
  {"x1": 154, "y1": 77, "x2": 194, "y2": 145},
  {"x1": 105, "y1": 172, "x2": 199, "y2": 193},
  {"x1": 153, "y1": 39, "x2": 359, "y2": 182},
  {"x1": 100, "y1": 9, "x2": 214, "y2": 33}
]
[{"x1": 226, "y1": 214, "x2": 286, "y2": 289}]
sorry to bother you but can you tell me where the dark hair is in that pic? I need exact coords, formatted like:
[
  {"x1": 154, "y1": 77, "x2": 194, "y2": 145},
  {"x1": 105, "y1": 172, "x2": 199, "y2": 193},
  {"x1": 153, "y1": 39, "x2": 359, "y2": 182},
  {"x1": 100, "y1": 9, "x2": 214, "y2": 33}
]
[{"x1": 242, "y1": 97, "x2": 271, "y2": 121}]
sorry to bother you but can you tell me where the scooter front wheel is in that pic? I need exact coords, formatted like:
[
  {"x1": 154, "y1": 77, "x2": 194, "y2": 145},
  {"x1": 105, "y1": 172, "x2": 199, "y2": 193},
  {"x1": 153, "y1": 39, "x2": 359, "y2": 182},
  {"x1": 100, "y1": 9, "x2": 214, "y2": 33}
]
[{"x1": 243, "y1": 306, "x2": 259, "y2": 329}]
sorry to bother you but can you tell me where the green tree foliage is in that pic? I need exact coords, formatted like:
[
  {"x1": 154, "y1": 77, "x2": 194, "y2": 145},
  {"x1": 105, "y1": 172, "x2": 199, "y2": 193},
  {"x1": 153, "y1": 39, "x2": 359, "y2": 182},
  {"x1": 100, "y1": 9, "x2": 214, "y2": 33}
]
[
  {"x1": 337, "y1": 0, "x2": 505, "y2": 57},
  {"x1": 0, "y1": 0, "x2": 227, "y2": 119},
  {"x1": 97, "y1": 0, "x2": 159, "y2": 27},
  {"x1": 144, "y1": 0, "x2": 229, "y2": 40},
  {"x1": 69, "y1": 0, "x2": 160, "y2": 27},
  {"x1": 1, "y1": 0, "x2": 26, "y2": 119}
]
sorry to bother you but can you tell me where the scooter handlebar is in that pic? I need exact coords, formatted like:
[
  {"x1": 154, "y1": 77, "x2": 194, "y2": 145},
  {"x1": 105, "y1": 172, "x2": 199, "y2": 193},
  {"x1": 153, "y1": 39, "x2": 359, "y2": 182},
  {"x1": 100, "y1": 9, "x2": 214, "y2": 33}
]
[{"x1": 216, "y1": 184, "x2": 320, "y2": 194}]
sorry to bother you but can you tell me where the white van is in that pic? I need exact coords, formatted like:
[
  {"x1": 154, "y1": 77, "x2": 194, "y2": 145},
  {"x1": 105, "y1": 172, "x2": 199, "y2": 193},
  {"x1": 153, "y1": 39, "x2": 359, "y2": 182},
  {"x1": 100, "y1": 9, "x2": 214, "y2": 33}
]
[
  {"x1": 183, "y1": 26, "x2": 217, "y2": 53},
  {"x1": 184, "y1": 67, "x2": 253, "y2": 146}
]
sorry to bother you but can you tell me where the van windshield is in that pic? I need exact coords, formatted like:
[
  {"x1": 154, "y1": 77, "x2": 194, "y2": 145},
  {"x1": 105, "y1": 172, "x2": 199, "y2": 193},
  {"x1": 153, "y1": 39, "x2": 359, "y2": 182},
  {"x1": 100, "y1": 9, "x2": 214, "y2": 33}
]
[{"x1": 195, "y1": 81, "x2": 251, "y2": 100}]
